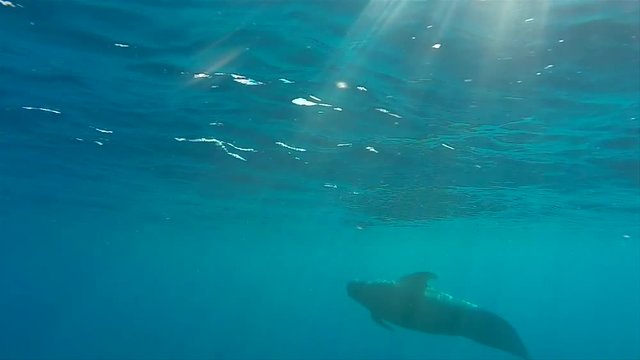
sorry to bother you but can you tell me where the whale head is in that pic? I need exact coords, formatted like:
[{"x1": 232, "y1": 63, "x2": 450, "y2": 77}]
[{"x1": 347, "y1": 280, "x2": 401, "y2": 313}]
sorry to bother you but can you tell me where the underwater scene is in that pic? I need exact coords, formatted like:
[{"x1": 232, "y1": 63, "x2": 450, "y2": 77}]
[{"x1": 1, "y1": 1, "x2": 639, "y2": 359}]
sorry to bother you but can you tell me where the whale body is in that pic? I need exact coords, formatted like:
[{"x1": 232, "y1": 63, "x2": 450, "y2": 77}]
[{"x1": 347, "y1": 272, "x2": 530, "y2": 359}]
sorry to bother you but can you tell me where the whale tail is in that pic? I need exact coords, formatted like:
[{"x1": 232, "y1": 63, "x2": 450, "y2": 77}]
[{"x1": 459, "y1": 308, "x2": 530, "y2": 359}]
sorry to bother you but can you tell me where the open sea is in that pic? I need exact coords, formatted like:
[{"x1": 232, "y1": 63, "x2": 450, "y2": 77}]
[{"x1": 1, "y1": 1, "x2": 639, "y2": 359}]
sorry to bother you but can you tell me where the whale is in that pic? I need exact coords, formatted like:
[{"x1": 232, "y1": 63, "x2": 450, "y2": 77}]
[{"x1": 347, "y1": 272, "x2": 530, "y2": 359}]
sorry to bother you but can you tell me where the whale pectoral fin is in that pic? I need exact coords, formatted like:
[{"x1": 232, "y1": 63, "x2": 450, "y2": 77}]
[
  {"x1": 398, "y1": 272, "x2": 438, "y2": 293},
  {"x1": 371, "y1": 313, "x2": 393, "y2": 331}
]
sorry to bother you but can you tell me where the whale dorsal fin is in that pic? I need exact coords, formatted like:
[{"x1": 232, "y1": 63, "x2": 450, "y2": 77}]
[{"x1": 397, "y1": 272, "x2": 438, "y2": 293}]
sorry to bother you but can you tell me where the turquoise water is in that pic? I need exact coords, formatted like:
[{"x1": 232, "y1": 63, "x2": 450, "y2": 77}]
[{"x1": 1, "y1": 1, "x2": 639, "y2": 359}]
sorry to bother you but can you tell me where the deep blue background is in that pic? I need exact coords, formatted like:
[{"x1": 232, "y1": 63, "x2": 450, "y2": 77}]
[{"x1": 1, "y1": 1, "x2": 639, "y2": 359}]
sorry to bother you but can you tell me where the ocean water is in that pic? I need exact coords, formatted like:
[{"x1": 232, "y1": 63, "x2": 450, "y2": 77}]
[{"x1": 0, "y1": 1, "x2": 639, "y2": 359}]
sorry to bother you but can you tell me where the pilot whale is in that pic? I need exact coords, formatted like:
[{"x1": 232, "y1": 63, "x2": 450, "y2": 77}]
[{"x1": 347, "y1": 272, "x2": 530, "y2": 359}]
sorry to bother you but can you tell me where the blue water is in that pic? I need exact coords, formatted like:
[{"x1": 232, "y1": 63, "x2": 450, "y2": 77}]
[{"x1": 1, "y1": 1, "x2": 639, "y2": 359}]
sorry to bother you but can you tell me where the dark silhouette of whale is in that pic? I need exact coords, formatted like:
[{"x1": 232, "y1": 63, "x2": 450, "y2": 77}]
[{"x1": 347, "y1": 272, "x2": 530, "y2": 359}]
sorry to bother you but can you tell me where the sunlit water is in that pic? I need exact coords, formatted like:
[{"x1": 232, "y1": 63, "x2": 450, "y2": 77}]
[{"x1": 1, "y1": 1, "x2": 639, "y2": 359}]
